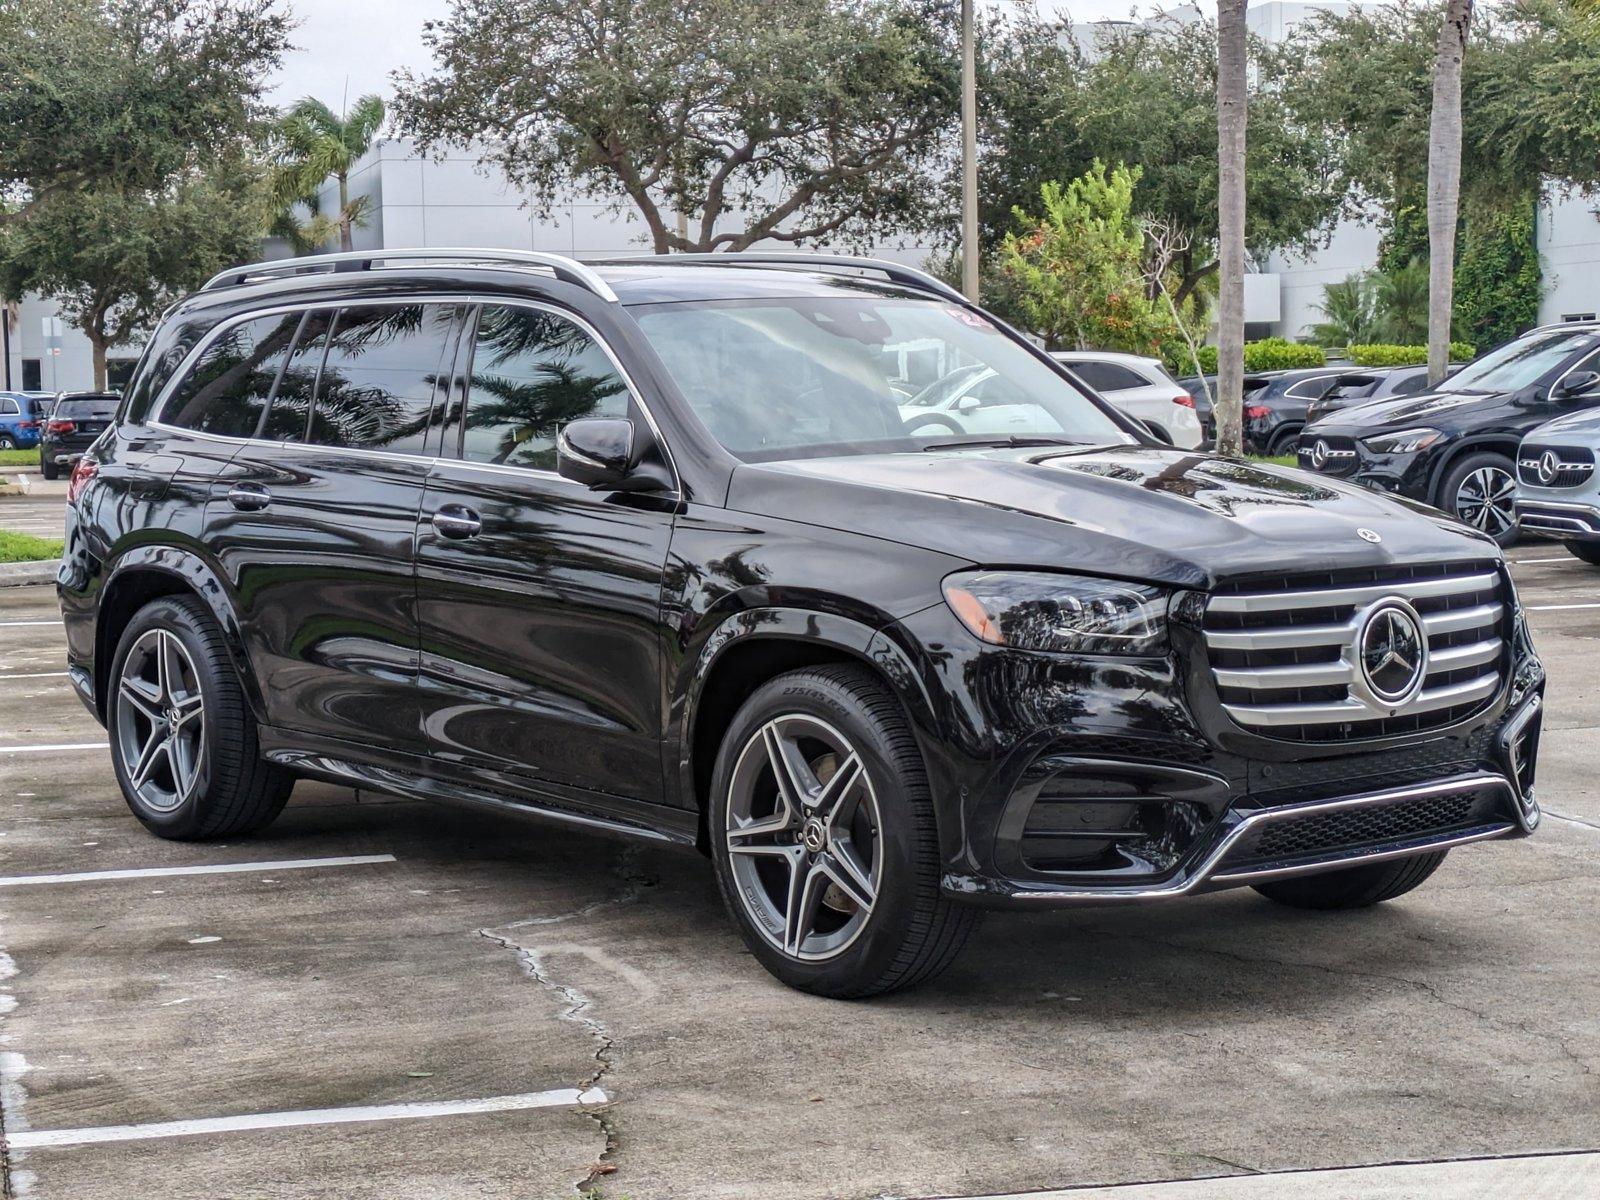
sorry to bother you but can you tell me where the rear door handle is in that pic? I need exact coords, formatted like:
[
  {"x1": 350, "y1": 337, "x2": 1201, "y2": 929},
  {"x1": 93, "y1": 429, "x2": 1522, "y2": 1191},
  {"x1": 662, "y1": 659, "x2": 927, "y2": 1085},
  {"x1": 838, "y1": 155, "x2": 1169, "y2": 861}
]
[
  {"x1": 228, "y1": 483, "x2": 271, "y2": 512},
  {"x1": 431, "y1": 504, "x2": 482, "y2": 540}
]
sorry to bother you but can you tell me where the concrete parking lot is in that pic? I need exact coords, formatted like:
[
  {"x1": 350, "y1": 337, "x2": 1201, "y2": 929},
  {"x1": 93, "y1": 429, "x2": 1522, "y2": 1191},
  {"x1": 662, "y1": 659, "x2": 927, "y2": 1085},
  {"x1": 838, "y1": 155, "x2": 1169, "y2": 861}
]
[{"x1": 0, "y1": 490, "x2": 1596, "y2": 1199}]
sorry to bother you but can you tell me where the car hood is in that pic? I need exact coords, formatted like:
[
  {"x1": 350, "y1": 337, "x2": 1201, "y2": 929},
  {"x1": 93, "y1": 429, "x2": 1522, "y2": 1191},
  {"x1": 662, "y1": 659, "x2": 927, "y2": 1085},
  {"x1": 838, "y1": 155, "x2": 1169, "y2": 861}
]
[
  {"x1": 1527, "y1": 406, "x2": 1600, "y2": 441},
  {"x1": 1306, "y1": 387, "x2": 1503, "y2": 434},
  {"x1": 728, "y1": 444, "x2": 1497, "y2": 590}
]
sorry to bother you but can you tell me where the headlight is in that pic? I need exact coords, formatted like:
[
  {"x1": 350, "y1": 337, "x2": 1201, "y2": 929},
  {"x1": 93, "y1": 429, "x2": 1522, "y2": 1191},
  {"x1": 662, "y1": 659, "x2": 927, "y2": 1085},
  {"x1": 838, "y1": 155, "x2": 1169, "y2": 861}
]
[
  {"x1": 942, "y1": 571, "x2": 1169, "y2": 655},
  {"x1": 1361, "y1": 427, "x2": 1443, "y2": 454}
]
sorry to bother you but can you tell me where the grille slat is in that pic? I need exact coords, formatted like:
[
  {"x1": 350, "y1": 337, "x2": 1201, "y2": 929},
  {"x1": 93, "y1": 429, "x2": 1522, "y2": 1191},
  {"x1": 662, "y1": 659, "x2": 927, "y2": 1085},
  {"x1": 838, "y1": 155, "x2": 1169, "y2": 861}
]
[
  {"x1": 1203, "y1": 561, "x2": 1505, "y2": 741},
  {"x1": 1244, "y1": 794, "x2": 1477, "y2": 861}
]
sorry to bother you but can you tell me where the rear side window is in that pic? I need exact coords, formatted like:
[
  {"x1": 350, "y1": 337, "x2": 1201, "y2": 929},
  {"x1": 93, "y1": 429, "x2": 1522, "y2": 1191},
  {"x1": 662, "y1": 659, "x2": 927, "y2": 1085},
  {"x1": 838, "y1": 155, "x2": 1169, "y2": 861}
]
[
  {"x1": 259, "y1": 310, "x2": 332, "y2": 441},
  {"x1": 453, "y1": 304, "x2": 630, "y2": 471},
  {"x1": 163, "y1": 313, "x2": 300, "y2": 436},
  {"x1": 1068, "y1": 361, "x2": 1148, "y2": 392},
  {"x1": 305, "y1": 304, "x2": 457, "y2": 453},
  {"x1": 1284, "y1": 376, "x2": 1339, "y2": 400}
]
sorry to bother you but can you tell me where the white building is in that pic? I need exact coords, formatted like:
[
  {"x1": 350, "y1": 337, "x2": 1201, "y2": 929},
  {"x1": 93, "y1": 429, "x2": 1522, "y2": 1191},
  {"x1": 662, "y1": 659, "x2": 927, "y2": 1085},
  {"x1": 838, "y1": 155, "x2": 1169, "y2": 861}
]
[{"x1": 7, "y1": 0, "x2": 1600, "y2": 392}]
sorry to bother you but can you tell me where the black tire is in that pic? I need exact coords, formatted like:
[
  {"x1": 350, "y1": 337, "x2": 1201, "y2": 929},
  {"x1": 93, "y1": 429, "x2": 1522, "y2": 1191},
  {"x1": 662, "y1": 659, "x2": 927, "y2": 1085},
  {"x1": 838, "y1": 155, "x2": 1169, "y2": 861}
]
[
  {"x1": 107, "y1": 595, "x2": 292, "y2": 840},
  {"x1": 1252, "y1": 850, "x2": 1448, "y2": 910},
  {"x1": 0, "y1": 434, "x2": 15, "y2": 450},
  {"x1": 1437, "y1": 451, "x2": 1519, "y2": 547},
  {"x1": 1564, "y1": 540, "x2": 1600, "y2": 566},
  {"x1": 39, "y1": 454, "x2": 58, "y2": 480},
  {"x1": 708, "y1": 665, "x2": 979, "y2": 998},
  {"x1": 1267, "y1": 425, "x2": 1302, "y2": 456}
]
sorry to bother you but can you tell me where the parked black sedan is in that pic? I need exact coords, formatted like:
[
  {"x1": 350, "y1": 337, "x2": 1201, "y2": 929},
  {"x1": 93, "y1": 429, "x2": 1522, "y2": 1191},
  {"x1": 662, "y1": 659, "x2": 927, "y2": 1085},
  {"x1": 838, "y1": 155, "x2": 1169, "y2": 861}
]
[
  {"x1": 1298, "y1": 324, "x2": 1600, "y2": 545},
  {"x1": 40, "y1": 392, "x2": 119, "y2": 480}
]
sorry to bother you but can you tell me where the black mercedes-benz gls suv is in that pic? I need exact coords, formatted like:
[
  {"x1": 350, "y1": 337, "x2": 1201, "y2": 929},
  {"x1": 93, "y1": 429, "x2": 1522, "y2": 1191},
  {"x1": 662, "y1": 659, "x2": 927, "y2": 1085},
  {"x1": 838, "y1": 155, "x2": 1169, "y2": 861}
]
[{"x1": 58, "y1": 250, "x2": 1544, "y2": 997}]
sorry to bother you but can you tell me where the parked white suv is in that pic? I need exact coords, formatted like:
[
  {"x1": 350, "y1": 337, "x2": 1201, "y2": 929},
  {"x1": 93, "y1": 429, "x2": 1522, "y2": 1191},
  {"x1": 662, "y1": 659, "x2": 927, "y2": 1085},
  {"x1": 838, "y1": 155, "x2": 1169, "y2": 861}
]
[
  {"x1": 1516, "y1": 408, "x2": 1600, "y2": 565},
  {"x1": 1051, "y1": 351, "x2": 1203, "y2": 448}
]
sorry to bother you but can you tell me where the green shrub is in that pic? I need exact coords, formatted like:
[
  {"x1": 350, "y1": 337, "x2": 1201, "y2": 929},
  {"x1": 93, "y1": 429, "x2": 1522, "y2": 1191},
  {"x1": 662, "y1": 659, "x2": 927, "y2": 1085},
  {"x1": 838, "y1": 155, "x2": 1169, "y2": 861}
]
[
  {"x1": 1346, "y1": 342, "x2": 1476, "y2": 367},
  {"x1": 1191, "y1": 338, "x2": 1325, "y2": 376}
]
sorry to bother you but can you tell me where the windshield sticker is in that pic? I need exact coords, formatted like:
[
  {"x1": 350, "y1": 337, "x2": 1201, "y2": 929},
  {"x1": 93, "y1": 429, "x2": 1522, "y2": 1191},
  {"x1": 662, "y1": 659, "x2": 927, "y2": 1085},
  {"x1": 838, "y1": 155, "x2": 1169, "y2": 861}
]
[{"x1": 945, "y1": 305, "x2": 997, "y2": 332}]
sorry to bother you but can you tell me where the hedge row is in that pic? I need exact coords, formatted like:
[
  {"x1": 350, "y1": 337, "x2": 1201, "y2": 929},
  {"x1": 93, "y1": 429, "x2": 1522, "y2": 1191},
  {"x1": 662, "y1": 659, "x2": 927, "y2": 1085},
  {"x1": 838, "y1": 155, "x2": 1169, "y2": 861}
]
[
  {"x1": 1192, "y1": 338, "x2": 1327, "y2": 375},
  {"x1": 1345, "y1": 342, "x2": 1477, "y2": 367}
]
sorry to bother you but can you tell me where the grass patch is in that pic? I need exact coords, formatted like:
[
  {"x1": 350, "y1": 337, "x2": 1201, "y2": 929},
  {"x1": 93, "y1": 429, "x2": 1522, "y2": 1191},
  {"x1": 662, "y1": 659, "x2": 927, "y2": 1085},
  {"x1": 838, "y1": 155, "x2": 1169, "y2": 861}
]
[
  {"x1": 0, "y1": 530, "x2": 63, "y2": 563},
  {"x1": 1249, "y1": 454, "x2": 1299, "y2": 468},
  {"x1": 0, "y1": 449, "x2": 39, "y2": 468}
]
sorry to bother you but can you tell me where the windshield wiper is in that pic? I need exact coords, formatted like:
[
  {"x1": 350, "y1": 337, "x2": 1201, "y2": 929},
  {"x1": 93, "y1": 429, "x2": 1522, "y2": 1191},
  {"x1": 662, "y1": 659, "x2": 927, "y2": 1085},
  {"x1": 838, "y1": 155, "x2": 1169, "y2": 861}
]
[{"x1": 922, "y1": 435, "x2": 1088, "y2": 452}]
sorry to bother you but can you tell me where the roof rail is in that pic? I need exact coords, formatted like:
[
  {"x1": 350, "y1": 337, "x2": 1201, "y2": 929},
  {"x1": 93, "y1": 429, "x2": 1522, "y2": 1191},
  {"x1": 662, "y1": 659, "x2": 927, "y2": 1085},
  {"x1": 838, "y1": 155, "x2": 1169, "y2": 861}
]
[
  {"x1": 200, "y1": 248, "x2": 620, "y2": 303},
  {"x1": 584, "y1": 252, "x2": 968, "y2": 304}
]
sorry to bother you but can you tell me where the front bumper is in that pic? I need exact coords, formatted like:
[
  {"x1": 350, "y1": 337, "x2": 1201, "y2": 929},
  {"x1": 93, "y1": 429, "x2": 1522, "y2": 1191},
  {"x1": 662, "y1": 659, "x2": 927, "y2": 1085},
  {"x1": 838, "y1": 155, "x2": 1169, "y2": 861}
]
[
  {"x1": 1296, "y1": 433, "x2": 1437, "y2": 501},
  {"x1": 1516, "y1": 497, "x2": 1600, "y2": 541},
  {"x1": 881, "y1": 595, "x2": 1543, "y2": 907}
]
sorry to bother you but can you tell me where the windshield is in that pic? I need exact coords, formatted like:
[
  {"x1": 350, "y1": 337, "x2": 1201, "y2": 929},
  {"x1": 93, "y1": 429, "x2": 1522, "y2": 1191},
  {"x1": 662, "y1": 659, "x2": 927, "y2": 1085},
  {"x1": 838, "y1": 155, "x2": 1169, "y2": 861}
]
[
  {"x1": 1439, "y1": 331, "x2": 1599, "y2": 394},
  {"x1": 631, "y1": 296, "x2": 1136, "y2": 461}
]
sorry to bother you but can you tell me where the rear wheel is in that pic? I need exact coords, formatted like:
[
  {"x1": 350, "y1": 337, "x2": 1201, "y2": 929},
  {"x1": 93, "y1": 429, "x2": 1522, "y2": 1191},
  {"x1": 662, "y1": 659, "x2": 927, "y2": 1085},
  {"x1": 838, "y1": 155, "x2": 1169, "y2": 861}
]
[
  {"x1": 1252, "y1": 851, "x2": 1448, "y2": 910},
  {"x1": 1564, "y1": 540, "x2": 1600, "y2": 566},
  {"x1": 0, "y1": 434, "x2": 15, "y2": 450},
  {"x1": 708, "y1": 665, "x2": 978, "y2": 998},
  {"x1": 1267, "y1": 425, "x2": 1302, "y2": 456},
  {"x1": 39, "y1": 454, "x2": 58, "y2": 480},
  {"x1": 108, "y1": 595, "x2": 292, "y2": 840},
  {"x1": 1439, "y1": 452, "x2": 1518, "y2": 546}
]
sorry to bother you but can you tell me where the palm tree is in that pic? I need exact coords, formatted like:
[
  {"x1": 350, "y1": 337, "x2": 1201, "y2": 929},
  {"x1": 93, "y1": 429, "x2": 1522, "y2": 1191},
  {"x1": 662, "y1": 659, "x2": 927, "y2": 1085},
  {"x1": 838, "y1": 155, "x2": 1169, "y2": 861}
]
[
  {"x1": 1426, "y1": 0, "x2": 1473, "y2": 384},
  {"x1": 1214, "y1": 0, "x2": 1248, "y2": 456},
  {"x1": 1374, "y1": 258, "x2": 1430, "y2": 344},
  {"x1": 271, "y1": 95, "x2": 386, "y2": 253},
  {"x1": 1310, "y1": 274, "x2": 1379, "y2": 348}
]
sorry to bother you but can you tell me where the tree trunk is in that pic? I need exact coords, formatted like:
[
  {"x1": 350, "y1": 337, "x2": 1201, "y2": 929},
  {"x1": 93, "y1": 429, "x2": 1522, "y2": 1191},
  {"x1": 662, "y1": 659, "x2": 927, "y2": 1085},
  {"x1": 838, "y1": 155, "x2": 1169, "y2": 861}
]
[
  {"x1": 1426, "y1": 0, "x2": 1472, "y2": 385},
  {"x1": 89, "y1": 329, "x2": 108, "y2": 392},
  {"x1": 1214, "y1": 0, "x2": 1248, "y2": 457},
  {"x1": 338, "y1": 173, "x2": 354, "y2": 253}
]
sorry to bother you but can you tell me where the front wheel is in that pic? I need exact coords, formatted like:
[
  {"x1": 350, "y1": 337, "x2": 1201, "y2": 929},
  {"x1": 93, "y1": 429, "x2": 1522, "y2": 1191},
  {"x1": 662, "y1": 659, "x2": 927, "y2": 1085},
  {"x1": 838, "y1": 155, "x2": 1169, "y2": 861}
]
[
  {"x1": 1252, "y1": 851, "x2": 1448, "y2": 910},
  {"x1": 708, "y1": 665, "x2": 978, "y2": 998},
  {"x1": 1564, "y1": 540, "x2": 1600, "y2": 566},
  {"x1": 1439, "y1": 452, "x2": 1519, "y2": 546},
  {"x1": 108, "y1": 595, "x2": 293, "y2": 840}
]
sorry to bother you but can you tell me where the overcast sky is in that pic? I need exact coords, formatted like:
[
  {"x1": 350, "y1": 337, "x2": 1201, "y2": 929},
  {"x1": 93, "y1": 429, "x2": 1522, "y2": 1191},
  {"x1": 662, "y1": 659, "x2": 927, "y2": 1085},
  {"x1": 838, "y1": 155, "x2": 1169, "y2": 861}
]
[{"x1": 267, "y1": 0, "x2": 1180, "y2": 111}]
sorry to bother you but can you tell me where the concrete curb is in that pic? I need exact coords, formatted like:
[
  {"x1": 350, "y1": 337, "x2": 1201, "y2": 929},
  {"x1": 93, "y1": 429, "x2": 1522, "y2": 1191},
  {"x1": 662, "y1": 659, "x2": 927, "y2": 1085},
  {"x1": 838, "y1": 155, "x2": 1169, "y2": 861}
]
[{"x1": 0, "y1": 559, "x2": 59, "y2": 588}]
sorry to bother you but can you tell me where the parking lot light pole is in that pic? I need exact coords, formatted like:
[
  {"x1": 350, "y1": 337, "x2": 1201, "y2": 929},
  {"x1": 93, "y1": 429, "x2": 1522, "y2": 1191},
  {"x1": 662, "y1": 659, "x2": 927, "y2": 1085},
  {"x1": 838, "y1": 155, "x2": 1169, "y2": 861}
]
[{"x1": 961, "y1": 0, "x2": 979, "y2": 303}]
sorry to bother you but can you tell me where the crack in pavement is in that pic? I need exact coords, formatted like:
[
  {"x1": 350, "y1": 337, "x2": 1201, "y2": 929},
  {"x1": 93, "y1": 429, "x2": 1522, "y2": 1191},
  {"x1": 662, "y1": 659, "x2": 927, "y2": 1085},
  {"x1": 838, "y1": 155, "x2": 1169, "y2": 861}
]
[
  {"x1": 1544, "y1": 809, "x2": 1600, "y2": 834},
  {"x1": 477, "y1": 846, "x2": 656, "y2": 1196}
]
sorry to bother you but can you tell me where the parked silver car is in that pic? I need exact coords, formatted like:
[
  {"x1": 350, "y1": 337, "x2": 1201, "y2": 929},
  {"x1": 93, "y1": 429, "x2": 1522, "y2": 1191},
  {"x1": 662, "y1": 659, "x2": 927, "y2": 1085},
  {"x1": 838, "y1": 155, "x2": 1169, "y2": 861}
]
[{"x1": 1516, "y1": 408, "x2": 1600, "y2": 564}]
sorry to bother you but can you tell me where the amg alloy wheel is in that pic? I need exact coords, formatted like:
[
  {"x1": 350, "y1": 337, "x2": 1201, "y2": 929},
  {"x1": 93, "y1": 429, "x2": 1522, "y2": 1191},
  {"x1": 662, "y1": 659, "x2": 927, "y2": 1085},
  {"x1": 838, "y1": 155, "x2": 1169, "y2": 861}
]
[
  {"x1": 724, "y1": 714, "x2": 883, "y2": 961},
  {"x1": 114, "y1": 628, "x2": 206, "y2": 813},
  {"x1": 709, "y1": 666, "x2": 978, "y2": 998}
]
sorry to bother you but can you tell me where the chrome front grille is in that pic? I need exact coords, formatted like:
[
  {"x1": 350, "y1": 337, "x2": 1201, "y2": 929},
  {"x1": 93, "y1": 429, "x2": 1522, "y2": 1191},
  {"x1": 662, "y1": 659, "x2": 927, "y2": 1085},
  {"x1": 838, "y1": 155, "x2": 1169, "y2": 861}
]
[
  {"x1": 1203, "y1": 561, "x2": 1505, "y2": 741},
  {"x1": 1297, "y1": 434, "x2": 1358, "y2": 476},
  {"x1": 1518, "y1": 444, "x2": 1596, "y2": 490}
]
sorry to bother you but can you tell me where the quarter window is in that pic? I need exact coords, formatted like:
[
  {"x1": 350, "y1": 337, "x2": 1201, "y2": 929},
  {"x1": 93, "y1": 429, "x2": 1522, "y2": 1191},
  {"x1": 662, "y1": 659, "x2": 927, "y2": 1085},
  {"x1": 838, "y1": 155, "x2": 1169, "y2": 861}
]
[
  {"x1": 163, "y1": 313, "x2": 300, "y2": 437},
  {"x1": 306, "y1": 304, "x2": 456, "y2": 453},
  {"x1": 454, "y1": 304, "x2": 631, "y2": 471},
  {"x1": 0, "y1": 397, "x2": 18, "y2": 416}
]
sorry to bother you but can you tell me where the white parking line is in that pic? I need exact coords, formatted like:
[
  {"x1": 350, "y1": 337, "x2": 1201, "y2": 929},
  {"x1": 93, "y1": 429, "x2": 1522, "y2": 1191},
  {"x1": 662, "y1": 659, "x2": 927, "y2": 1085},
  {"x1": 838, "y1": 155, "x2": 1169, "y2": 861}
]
[
  {"x1": 0, "y1": 742, "x2": 105, "y2": 754},
  {"x1": 1511, "y1": 556, "x2": 1580, "y2": 564},
  {"x1": 1527, "y1": 602, "x2": 1600, "y2": 611},
  {"x1": 0, "y1": 672, "x2": 67, "y2": 680},
  {"x1": 8, "y1": 1086, "x2": 609, "y2": 1149},
  {"x1": 0, "y1": 854, "x2": 397, "y2": 887},
  {"x1": 0, "y1": 620, "x2": 62, "y2": 628}
]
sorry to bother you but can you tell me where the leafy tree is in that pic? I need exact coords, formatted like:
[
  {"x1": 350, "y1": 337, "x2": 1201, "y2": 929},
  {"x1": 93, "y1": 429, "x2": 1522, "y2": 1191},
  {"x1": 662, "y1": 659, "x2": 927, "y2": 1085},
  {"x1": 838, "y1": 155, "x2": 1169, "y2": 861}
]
[
  {"x1": 271, "y1": 96, "x2": 387, "y2": 253},
  {"x1": 394, "y1": 0, "x2": 959, "y2": 253},
  {"x1": 1454, "y1": 198, "x2": 1542, "y2": 348},
  {"x1": 999, "y1": 164, "x2": 1174, "y2": 354},
  {"x1": 0, "y1": 172, "x2": 269, "y2": 388},
  {"x1": 1310, "y1": 275, "x2": 1381, "y2": 347},
  {"x1": 0, "y1": 0, "x2": 289, "y2": 225},
  {"x1": 1374, "y1": 258, "x2": 1431, "y2": 344}
]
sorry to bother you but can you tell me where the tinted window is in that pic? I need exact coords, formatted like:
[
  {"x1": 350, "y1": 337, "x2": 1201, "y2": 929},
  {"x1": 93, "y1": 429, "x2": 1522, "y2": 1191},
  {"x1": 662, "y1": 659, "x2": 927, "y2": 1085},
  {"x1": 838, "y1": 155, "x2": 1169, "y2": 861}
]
[
  {"x1": 455, "y1": 305, "x2": 630, "y2": 471},
  {"x1": 0, "y1": 397, "x2": 18, "y2": 416},
  {"x1": 305, "y1": 305, "x2": 455, "y2": 453},
  {"x1": 163, "y1": 313, "x2": 300, "y2": 437},
  {"x1": 54, "y1": 398, "x2": 119, "y2": 418},
  {"x1": 1390, "y1": 373, "x2": 1427, "y2": 397},
  {"x1": 1284, "y1": 376, "x2": 1339, "y2": 400},
  {"x1": 259, "y1": 310, "x2": 332, "y2": 442},
  {"x1": 1068, "y1": 361, "x2": 1147, "y2": 392}
]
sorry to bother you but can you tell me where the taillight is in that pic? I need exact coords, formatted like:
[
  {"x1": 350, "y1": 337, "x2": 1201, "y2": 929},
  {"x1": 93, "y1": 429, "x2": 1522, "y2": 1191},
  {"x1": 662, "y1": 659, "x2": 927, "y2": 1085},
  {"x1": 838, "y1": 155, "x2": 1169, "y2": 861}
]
[
  {"x1": 17, "y1": 420, "x2": 37, "y2": 430},
  {"x1": 67, "y1": 456, "x2": 98, "y2": 504},
  {"x1": 46, "y1": 419, "x2": 75, "y2": 434},
  {"x1": 1173, "y1": 393, "x2": 1196, "y2": 408},
  {"x1": 1245, "y1": 405, "x2": 1271, "y2": 420}
]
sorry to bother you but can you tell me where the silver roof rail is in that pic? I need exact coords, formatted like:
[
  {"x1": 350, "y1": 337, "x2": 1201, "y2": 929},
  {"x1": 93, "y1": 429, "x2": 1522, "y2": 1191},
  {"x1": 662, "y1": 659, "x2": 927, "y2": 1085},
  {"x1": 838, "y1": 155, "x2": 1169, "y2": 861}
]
[
  {"x1": 585, "y1": 252, "x2": 968, "y2": 304},
  {"x1": 200, "y1": 248, "x2": 620, "y2": 303}
]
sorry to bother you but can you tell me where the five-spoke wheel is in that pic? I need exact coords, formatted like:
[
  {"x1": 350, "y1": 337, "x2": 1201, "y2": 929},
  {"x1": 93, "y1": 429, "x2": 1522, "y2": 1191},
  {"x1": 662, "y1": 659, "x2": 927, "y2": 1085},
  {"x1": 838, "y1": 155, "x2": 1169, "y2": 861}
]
[{"x1": 114, "y1": 628, "x2": 207, "y2": 812}]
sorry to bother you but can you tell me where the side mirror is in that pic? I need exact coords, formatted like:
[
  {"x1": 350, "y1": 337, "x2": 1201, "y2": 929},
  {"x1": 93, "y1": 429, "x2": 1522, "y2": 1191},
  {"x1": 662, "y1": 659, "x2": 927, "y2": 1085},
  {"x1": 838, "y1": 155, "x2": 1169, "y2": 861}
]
[
  {"x1": 1556, "y1": 370, "x2": 1600, "y2": 399},
  {"x1": 556, "y1": 417, "x2": 637, "y2": 489},
  {"x1": 955, "y1": 394, "x2": 981, "y2": 414}
]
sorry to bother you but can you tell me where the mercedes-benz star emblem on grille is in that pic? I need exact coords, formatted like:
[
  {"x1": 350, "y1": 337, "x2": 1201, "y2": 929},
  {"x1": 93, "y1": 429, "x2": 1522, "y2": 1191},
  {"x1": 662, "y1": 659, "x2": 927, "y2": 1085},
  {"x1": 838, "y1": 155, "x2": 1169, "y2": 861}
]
[
  {"x1": 1539, "y1": 449, "x2": 1561, "y2": 485},
  {"x1": 1358, "y1": 527, "x2": 1382, "y2": 543},
  {"x1": 1358, "y1": 600, "x2": 1428, "y2": 706},
  {"x1": 1310, "y1": 439, "x2": 1330, "y2": 469}
]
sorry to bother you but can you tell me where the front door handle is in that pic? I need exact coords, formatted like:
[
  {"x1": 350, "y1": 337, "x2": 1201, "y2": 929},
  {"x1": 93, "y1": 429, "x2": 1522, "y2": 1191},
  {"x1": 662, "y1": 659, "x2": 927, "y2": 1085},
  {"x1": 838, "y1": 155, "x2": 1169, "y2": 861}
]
[
  {"x1": 431, "y1": 504, "x2": 482, "y2": 540},
  {"x1": 228, "y1": 483, "x2": 271, "y2": 512}
]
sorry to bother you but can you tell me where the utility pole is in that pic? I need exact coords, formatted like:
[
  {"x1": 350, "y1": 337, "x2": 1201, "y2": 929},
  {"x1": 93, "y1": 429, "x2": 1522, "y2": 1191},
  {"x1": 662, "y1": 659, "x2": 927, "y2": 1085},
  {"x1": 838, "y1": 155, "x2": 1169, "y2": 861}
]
[{"x1": 961, "y1": 0, "x2": 979, "y2": 303}]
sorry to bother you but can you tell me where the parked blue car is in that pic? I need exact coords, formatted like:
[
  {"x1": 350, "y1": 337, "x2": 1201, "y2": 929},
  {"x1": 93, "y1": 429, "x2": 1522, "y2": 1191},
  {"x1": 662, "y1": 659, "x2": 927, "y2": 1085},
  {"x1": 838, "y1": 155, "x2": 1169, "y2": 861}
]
[{"x1": 0, "y1": 391, "x2": 53, "y2": 450}]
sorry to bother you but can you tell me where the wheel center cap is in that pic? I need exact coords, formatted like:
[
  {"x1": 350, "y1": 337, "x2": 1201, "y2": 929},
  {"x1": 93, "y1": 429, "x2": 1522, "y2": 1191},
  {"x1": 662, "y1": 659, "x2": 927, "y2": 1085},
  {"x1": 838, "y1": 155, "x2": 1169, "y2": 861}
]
[{"x1": 801, "y1": 817, "x2": 828, "y2": 854}]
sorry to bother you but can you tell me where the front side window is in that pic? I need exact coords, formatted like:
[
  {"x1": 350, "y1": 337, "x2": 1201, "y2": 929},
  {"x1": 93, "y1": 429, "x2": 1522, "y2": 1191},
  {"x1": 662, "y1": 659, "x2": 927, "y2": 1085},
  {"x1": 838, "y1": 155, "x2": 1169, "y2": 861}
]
[
  {"x1": 453, "y1": 304, "x2": 631, "y2": 471},
  {"x1": 306, "y1": 304, "x2": 456, "y2": 453},
  {"x1": 163, "y1": 313, "x2": 300, "y2": 436},
  {"x1": 633, "y1": 296, "x2": 1133, "y2": 462}
]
